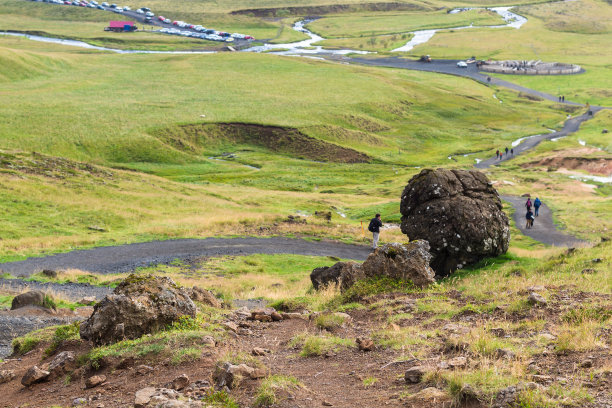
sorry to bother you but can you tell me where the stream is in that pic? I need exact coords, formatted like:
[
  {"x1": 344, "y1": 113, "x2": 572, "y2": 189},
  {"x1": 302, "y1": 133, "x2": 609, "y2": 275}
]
[{"x1": 1, "y1": 6, "x2": 528, "y2": 56}]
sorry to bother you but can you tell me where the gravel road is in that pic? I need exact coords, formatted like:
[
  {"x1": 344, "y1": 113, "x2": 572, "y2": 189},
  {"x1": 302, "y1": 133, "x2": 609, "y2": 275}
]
[
  {"x1": 0, "y1": 237, "x2": 371, "y2": 277},
  {"x1": 502, "y1": 195, "x2": 585, "y2": 247}
]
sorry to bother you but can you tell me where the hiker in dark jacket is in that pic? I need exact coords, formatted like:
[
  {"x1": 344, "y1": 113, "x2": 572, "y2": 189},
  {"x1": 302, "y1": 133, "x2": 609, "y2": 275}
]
[
  {"x1": 368, "y1": 214, "x2": 383, "y2": 249},
  {"x1": 525, "y1": 198, "x2": 532, "y2": 211},
  {"x1": 526, "y1": 209, "x2": 534, "y2": 229},
  {"x1": 534, "y1": 197, "x2": 542, "y2": 216}
]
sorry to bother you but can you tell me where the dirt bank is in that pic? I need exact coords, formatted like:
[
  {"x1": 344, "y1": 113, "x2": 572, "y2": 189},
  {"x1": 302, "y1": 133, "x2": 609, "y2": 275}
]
[
  {"x1": 231, "y1": 2, "x2": 429, "y2": 17},
  {"x1": 524, "y1": 155, "x2": 612, "y2": 175}
]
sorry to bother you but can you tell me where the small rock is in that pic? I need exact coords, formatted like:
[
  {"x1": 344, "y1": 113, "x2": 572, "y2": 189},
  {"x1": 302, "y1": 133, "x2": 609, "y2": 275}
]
[
  {"x1": 187, "y1": 286, "x2": 221, "y2": 308},
  {"x1": 404, "y1": 366, "x2": 426, "y2": 383},
  {"x1": 202, "y1": 336, "x2": 216, "y2": 347},
  {"x1": 11, "y1": 291, "x2": 48, "y2": 310},
  {"x1": 532, "y1": 375, "x2": 553, "y2": 385},
  {"x1": 85, "y1": 375, "x2": 106, "y2": 389},
  {"x1": 581, "y1": 268, "x2": 597, "y2": 274},
  {"x1": 270, "y1": 311, "x2": 283, "y2": 321},
  {"x1": 490, "y1": 328, "x2": 506, "y2": 337},
  {"x1": 527, "y1": 292, "x2": 547, "y2": 307},
  {"x1": 591, "y1": 258, "x2": 602, "y2": 263},
  {"x1": 78, "y1": 296, "x2": 97, "y2": 305},
  {"x1": 540, "y1": 333, "x2": 556, "y2": 341},
  {"x1": 135, "y1": 365, "x2": 154, "y2": 375},
  {"x1": 281, "y1": 312, "x2": 307, "y2": 320},
  {"x1": 21, "y1": 365, "x2": 50, "y2": 386},
  {"x1": 72, "y1": 397, "x2": 87, "y2": 406},
  {"x1": 448, "y1": 356, "x2": 467, "y2": 368},
  {"x1": 580, "y1": 359, "x2": 593, "y2": 368},
  {"x1": 496, "y1": 348, "x2": 515, "y2": 360},
  {"x1": 134, "y1": 387, "x2": 157, "y2": 408},
  {"x1": 222, "y1": 321, "x2": 238, "y2": 332},
  {"x1": 602, "y1": 129, "x2": 609, "y2": 134},
  {"x1": 442, "y1": 323, "x2": 468, "y2": 334},
  {"x1": 42, "y1": 269, "x2": 58, "y2": 279},
  {"x1": 250, "y1": 368, "x2": 267, "y2": 379},
  {"x1": 48, "y1": 351, "x2": 76, "y2": 376},
  {"x1": 171, "y1": 374, "x2": 190, "y2": 391},
  {"x1": 252, "y1": 313, "x2": 272, "y2": 322},
  {"x1": 252, "y1": 347, "x2": 270, "y2": 356},
  {"x1": 322, "y1": 401, "x2": 333, "y2": 406},
  {"x1": 404, "y1": 387, "x2": 451, "y2": 405},
  {"x1": 356, "y1": 338, "x2": 374, "y2": 351},
  {"x1": 0, "y1": 370, "x2": 16, "y2": 384}
]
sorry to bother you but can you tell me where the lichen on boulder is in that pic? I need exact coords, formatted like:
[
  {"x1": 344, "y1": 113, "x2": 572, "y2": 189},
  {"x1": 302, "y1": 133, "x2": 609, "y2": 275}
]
[
  {"x1": 400, "y1": 168, "x2": 510, "y2": 276},
  {"x1": 80, "y1": 274, "x2": 196, "y2": 346}
]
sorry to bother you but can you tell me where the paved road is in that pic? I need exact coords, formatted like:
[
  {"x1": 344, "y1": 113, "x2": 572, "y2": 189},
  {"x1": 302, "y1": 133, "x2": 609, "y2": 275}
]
[
  {"x1": 0, "y1": 237, "x2": 371, "y2": 277},
  {"x1": 476, "y1": 107, "x2": 604, "y2": 169},
  {"x1": 501, "y1": 195, "x2": 585, "y2": 247}
]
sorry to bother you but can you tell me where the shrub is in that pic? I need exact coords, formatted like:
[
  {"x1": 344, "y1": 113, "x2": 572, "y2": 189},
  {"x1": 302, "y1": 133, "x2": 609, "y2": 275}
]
[
  {"x1": 314, "y1": 313, "x2": 346, "y2": 331},
  {"x1": 254, "y1": 375, "x2": 302, "y2": 407}
]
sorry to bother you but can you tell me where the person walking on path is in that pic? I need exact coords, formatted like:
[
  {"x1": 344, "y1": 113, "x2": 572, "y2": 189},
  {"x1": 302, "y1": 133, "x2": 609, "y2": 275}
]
[
  {"x1": 511, "y1": 148, "x2": 514, "y2": 155},
  {"x1": 526, "y1": 209, "x2": 534, "y2": 229},
  {"x1": 496, "y1": 149, "x2": 500, "y2": 159},
  {"x1": 505, "y1": 147, "x2": 509, "y2": 155},
  {"x1": 368, "y1": 213, "x2": 383, "y2": 249},
  {"x1": 534, "y1": 197, "x2": 542, "y2": 217},
  {"x1": 525, "y1": 197, "x2": 532, "y2": 211}
]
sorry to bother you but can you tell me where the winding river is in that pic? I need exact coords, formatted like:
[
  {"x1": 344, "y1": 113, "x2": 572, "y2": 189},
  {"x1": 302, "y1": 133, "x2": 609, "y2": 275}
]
[{"x1": 1, "y1": 6, "x2": 528, "y2": 56}]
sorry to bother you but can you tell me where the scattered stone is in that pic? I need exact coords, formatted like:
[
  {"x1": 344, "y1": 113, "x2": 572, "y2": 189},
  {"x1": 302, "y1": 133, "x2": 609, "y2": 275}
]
[
  {"x1": 447, "y1": 356, "x2": 467, "y2": 368},
  {"x1": 527, "y1": 292, "x2": 547, "y2": 307},
  {"x1": 85, "y1": 375, "x2": 106, "y2": 389},
  {"x1": 580, "y1": 359, "x2": 593, "y2": 368},
  {"x1": 213, "y1": 362, "x2": 256, "y2": 389},
  {"x1": 281, "y1": 312, "x2": 308, "y2": 320},
  {"x1": 187, "y1": 286, "x2": 221, "y2": 308},
  {"x1": 314, "y1": 211, "x2": 332, "y2": 221},
  {"x1": 170, "y1": 374, "x2": 190, "y2": 391},
  {"x1": 222, "y1": 321, "x2": 238, "y2": 332},
  {"x1": 581, "y1": 268, "x2": 597, "y2": 274},
  {"x1": 11, "y1": 291, "x2": 49, "y2": 310},
  {"x1": 252, "y1": 347, "x2": 270, "y2": 356},
  {"x1": 400, "y1": 168, "x2": 510, "y2": 276},
  {"x1": 322, "y1": 401, "x2": 333, "y2": 406},
  {"x1": 48, "y1": 351, "x2": 76, "y2": 376},
  {"x1": 540, "y1": 333, "x2": 556, "y2": 341},
  {"x1": 270, "y1": 311, "x2": 283, "y2": 321},
  {"x1": 442, "y1": 323, "x2": 469, "y2": 334},
  {"x1": 404, "y1": 366, "x2": 427, "y2": 383},
  {"x1": 134, "y1": 387, "x2": 157, "y2": 408},
  {"x1": 0, "y1": 370, "x2": 15, "y2": 384},
  {"x1": 250, "y1": 368, "x2": 267, "y2": 379},
  {"x1": 42, "y1": 269, "x2": 58, "y2": 279},
  {"x1": 310, "y1": 261, "x2": 365, "y2": 292},
  {"x1": 490, "y1": 328, "x2": 506, "y2": 337},
  {"x1": 21, "y1": 365, "x2": 50, "y2": 386},
  {"x1": 496, "y1": 348, "x2": 516, "y2": 360},
  {"x1": 73, "y1": 397, "x2": 87, "y2": 406},
  {"x1": 202, "y1": 336, "x2": 216, "y2": 347},
  {"x1": 361, "y1": 241, "x2": 435, "y2": 288},
  {"x1": 591, "y1": 258, "x2": 603, "y2": 263},
  {"x1": 78, "y1": 296, "x2": 97, "y2": 305},
  {"x1": 80, "y1": 274, "x2": 196, "y2": 346},
  {"x1": 404, "y1": 387, "x2": 451, "y2": 405},
  {"x1": 356, "y1": 337, "x2": 375, "y2": 351},
  {"x1": 532, "y1": 375, "x2": 553, "y2": 385},
  {"x1": 284, "y1": 215, "x2": 307, "y2": 224},
  {"x1": 135, "y1": 365, "x2": 154, "y2": 375},
  {"x1": 603, "y1": 129, "x2": 609, "y2": 134}
]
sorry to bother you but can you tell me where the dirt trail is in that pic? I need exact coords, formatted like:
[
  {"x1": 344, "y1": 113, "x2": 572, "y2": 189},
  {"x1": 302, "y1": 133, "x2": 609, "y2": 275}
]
[
  {"x1": 0, "y1": 237, "x2": 371, "y2": 277},
  {"x1": 502, "y1": 195, "x2": 585, "y2": 247}
]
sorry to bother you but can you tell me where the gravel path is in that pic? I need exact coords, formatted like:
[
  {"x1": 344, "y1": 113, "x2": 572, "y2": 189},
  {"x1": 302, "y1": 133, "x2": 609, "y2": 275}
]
[
  {"x1": 476, "y1": 107, "x2": 604, "y2": 169},
  {"x1": 0, "y1": 237, "x2": 371, "y2": 277},
  {"x1": 502, "y1": 195, "x2": 585, "y2": 247}
]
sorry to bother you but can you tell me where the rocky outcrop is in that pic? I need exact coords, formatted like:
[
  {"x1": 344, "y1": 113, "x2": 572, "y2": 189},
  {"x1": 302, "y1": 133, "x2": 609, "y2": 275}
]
[
  {"x1": 11, "y1": 291, "x2": 48, "y2": 310},
  {"x1": 21, "y1": 366, "x2": 50, "y2": 386},
  {"x1": 186, "y1": 286, "x2": 221, "y2": 308},
  {"x1": 48, "y1": 351, "x2": 76, "y2": 377},
  {"x1": 400, "y1": 168, "x2": 510, "y2": 276},
  {"x1": 361, "y1": 241, "x2": 435, "y2": 287},
  {"x1": 80, "y1": 274, "x2": 196, "y2": 346},
  {"x1": 310, "y1": 261, "x2": 364, "y2": 292}
]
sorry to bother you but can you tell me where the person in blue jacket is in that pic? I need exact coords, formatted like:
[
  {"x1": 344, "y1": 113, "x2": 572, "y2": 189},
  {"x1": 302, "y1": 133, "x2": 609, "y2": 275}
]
[{"x1": 534, "y1": 197, "x2": 542, "y2": 217}]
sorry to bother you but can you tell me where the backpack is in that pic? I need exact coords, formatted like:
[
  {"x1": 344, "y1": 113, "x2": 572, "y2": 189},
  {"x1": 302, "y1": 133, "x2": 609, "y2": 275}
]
[{"x1": 368, "y1": 219, "x2": 376, "y2": 232}]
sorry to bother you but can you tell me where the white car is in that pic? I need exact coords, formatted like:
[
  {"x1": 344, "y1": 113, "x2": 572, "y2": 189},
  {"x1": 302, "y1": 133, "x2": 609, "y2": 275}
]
[
  {"x1": 457, "y1": 61, "x2": 468, "y2": 68},
  {"x1": 123, "y1": 5, "x2": 129, "y2": 10},
  {"x1": 136, "y1": 8, "x2": 144, "y2": 13},
  {"x1": 145, "y1": 11, "x2": 154, "y2": 17}
]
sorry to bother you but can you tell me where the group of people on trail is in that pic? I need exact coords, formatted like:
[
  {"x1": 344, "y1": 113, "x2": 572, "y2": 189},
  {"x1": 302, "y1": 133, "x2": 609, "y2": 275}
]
[
  {"x1": 558, "y1": 95, "x2": 565, "y2": 102},
  {"x1": 524, "y1": 197, "x2": 542, "y2": 229},
  {"x1": 496, "y1": 147, "x2": 514, "y2": 160}
]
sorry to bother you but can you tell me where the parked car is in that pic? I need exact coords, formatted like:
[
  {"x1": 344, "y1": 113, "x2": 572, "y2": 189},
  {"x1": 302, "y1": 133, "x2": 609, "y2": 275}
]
[
  {"x1": 140, "y1": 6, "x2": 150, "y2": 11},
  {"x1": 136, "y1": 8, "x2": 144, "y2": 13},
  {"x1": 457, "y1": 61, "x2": 468, "y2": 68},
  {"x1": 96, "y1": 4, "x2": 104, "y2": 9},
  {"x1": 109, "y1": 3, "x2": 116, "y2": 8},
  {"x1": 101, "y1": 1, "x2": 108, "y2": 5},
  {"x1": 163, "y1": 18, "x2": 171, "y2": 24},
  {"x1": 123, "y1": 5, "x2": 129, "y2": 10},
  {"x1": 145, "y1": 11, "x2": 154, "y2": 17}
]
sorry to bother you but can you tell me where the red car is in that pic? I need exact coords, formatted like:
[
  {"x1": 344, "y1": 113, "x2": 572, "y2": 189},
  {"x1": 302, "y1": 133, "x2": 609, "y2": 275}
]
[
  {"x1": 64, "y1": 1, "x2": 70, "y2": 3},
  {"x1": 188, "y1": 24, "x2": 194, "y2": 29},
  {"x1": 172, "y1": 21, "x2": 179, "y2": 25},
  {"x1": 158, "y1": 16, "x2": 164, "y2": 21},
  {"x1": 245, "y1": 35, "x2": 254, "y2": 40}
]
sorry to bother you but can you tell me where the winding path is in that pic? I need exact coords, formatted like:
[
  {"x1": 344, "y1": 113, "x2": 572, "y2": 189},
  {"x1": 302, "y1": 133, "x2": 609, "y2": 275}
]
[
  {"x1": 501, "y1": 196, "x2": 585, "y2": 246},
  {"x1": 0, "y1": 237, "x2": 371, "y2": 278}
]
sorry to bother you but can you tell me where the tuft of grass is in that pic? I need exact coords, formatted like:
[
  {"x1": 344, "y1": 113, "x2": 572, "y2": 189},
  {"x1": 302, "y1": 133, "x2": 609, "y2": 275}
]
[
  {"x1": 555, "y1": 321, "x2": 606, "y2": 352},
  {"x1": 12, "y1": 325, "x2": 57, "y2": 355},
  {"x1": 290, "y1": 332, "x2": 353, "y2": 357},
  {"x1": 44, "y1": 322, "x2": 80, "y2": 357},
  {"x1": 362, "y1": 377, "x2": 378, "y2": 387},
  {"x1": 314, "y1": 313, "x2": 347, "y2": 331},
  {"x1": 202, "y1": 389, "x2": 239, "y2": 408},
  {"x1": 171, "y1": 347, "x2": 202, "y2": 365},
  {"x1": 253, "y1": 375, "x2": 302, "y2": 407}
]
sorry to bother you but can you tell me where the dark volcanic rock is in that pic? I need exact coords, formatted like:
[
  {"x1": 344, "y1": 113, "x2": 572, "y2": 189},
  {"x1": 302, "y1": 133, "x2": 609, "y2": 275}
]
[
  {"x1": 310, "y1": 261, "x2": 364, "y2": 292},
  {"x1": 400, "y1": 168, "x2": 510, "y2": 276},
  {"x1": 11, "y1": 291, "x2": 47, "y2": 310},
  {"x1": 80, "y1": 274, "x2": 196, "y2": 346},
  {"x1": 361, "y1": 241, "x2": 435, "y2": 287}
]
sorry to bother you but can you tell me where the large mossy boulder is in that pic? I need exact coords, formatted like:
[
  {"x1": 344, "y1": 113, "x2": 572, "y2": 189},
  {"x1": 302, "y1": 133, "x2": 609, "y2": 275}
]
[
  {"x1": 400, "y1": 168, "x2": 510, "y2": 276},
  {"x1": 80, "y1": 274, "x2": 195, "y2": 346},
  {"x1": 362, "y1": 241, "x2": 435, "y2": 287},
  {"x1": 310, "y1": 261, "x2": 365, "y2": 292}
]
